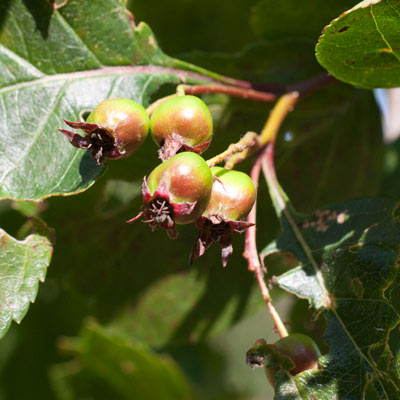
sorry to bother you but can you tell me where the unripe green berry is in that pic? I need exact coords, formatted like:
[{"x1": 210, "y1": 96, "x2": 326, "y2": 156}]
[
  {"x1": 59, "y1": 97, "x2": 149, "y2": 164},
  {"x1": 147, "y1": 152, "x2": 213, "y2": 225},
  {"x1": 191, "y1": 167, "x2": 256, "y2": 267},
  {"x1": 266, "y1": 333, "x2": 321, "y2": 386},
  {"x1": 87, "y1": 97, "x2": 149, "y2": 158},
  {"x1": 127, "y1": 152, "x2": 213, "y2": 238},
  {"x1": 150, "y1": 95, "x2": 213, "y2": 160},
  {"x1": 203, "y1": 167, "x2": 256, "y2": 221}
]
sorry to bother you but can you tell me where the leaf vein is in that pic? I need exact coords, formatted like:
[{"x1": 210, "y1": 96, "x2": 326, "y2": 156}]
[
  {"x1": 53, "y1": 9, "x2": 103, "y2": 68},
  {"x1": 0, "y1": 81, "x2": 70, "y2": 186},
  {"x1": 370, "y1": 5, "x2": 400, "y2": 64}
]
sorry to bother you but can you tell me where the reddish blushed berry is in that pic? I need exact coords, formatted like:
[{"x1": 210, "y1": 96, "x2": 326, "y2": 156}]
[
  {"x1": 266, "y1": 334, "x2": 321, "y2": 386},
  {"x1": 191, "y1": 167, "x2": 256, "y2": 266},
  {"x1": 150, "y1": 95, "x2": 213, "y2": 161},
  {"x1": 127, "y1": 152, "x2": 213, "y2": 238},
  {"x1": 59, "y1": 98, "x2": 149, "y2": 165},
  {"x1": 274, "y1": 334, "x2": 320, "y2": 375}
]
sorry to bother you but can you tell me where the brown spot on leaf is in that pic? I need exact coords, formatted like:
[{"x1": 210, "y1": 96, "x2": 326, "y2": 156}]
[
  {"x1": 339, "y1": 26, "x2": 349, "y2": 33},
  {"x1": 126, "y1": 8, "x2": 135, "y2": 27},
  {"x1": 120, "y1": 360, "x2": 136, "y2": 375},
  {"x1": 322, "y1": 293, "x2": 335, "y2": 310},
  {"x1": 0, "y1": 234, "x2": 8, "y2": 248},
  {"x1": 351, "y1": 278, "x2": 364, "y2": 299},
  {"x1": 49, "y1": 0, "x2": 68, "y2": 10},
  {"x1": 302, "y1": 209, "x2": 348, "y2": 232},
  {"x1": 148, "y1": 35, "x2": 156, "y2": 48},
  {"x1": 364, "y1": 223, "x2": 378, "y2": 234},
  {"x1": 337, "y1": 212, "x2": 348, "y2": 224}
]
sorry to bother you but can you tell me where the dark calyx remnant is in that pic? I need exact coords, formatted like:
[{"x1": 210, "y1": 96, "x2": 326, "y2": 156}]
[
  {"x1": 126, "y1": 177, "x2": 196, "y2": 239},
  {"x1": 126, "y1": 196, "x2": 177, "y2": 239},
  {"x1": 59, "y1": 120, "x2": 122, "y2": 165},
  {"x1": 191, "y1": 215, "x2": 254, "y2": 267},
  {"x1": 143, "y1": 197, "x2": 175, "y2": 231}
]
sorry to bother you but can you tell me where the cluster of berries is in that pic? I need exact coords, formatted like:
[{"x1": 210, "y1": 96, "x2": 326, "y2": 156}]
[{"x1": 60, "y1": 95, "x2": 256, "y2": 266}]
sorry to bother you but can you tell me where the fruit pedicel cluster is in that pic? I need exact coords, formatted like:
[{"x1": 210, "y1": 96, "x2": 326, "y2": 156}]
[
  {"x1": 59, "y1": 92, "x2": 321, "y2": 381},
  {"x1": 59, "y1": 94, "x2": 256, "y2": 267}
]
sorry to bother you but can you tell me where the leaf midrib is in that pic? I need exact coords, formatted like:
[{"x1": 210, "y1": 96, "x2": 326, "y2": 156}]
[{"x1": 0, "y1": 65, "x2": 217, "y2": 97}]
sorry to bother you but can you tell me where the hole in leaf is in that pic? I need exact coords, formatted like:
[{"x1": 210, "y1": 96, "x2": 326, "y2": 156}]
[
  {"x1": 261, "y1": 251, "x2": 299, "y2": 276},
  {"x1": 338, "y1": 26, "x2": 349, "y2": 33}
]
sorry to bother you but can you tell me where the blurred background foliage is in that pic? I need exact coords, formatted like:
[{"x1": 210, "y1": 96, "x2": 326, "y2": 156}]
[{"x1": 0, "y1": 0, "x2": 394, "y2": 398}]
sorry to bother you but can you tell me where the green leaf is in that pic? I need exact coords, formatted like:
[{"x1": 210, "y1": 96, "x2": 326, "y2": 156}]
[
  {"x1": 316, "y1": 0, "x2": 400, "y2": 89},
  {"x1": 0, "y1": 217, "x2": 54, "y2": 339},
  {"x1": 50, "y1": 320, "x2": 193, "y2": 400},
  {"x1": 261, "y1": 197, "x2": 400, "y2": 398},
  {"x1": 0, "y1": 0, "x2": 225, "y2": 201}
]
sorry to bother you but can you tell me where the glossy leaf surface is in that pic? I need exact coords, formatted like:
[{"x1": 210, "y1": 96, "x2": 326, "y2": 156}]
[
  {"x1": 316, "y1": 0, "x2": 400, "y2": 89},
  {"x1": 0, "y1": 0, "x2": 220, "y2": 201}
]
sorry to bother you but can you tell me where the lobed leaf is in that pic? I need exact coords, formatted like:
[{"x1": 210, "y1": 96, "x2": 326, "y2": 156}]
[{"x1": 0, "y1": 217, "x2": 54, "y2": 338}]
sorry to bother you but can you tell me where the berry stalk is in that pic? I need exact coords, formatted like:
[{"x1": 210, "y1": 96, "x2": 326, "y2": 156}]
[
  {"x1": 146, "y1": 83, "x2": 278, "y2": 116},
  {"x1": 206, "y1": 131, "x2": 258, "y2": 168},
  {"x1": 146, "y1": 94, "x2": 178, "y2": 116},
  {"x1": 182, "y1": 84, "x2": 277, "y2": 102}
]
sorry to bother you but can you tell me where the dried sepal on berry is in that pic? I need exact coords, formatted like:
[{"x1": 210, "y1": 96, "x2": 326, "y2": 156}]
[
  {"x1": 191, "y1": 167, "x2": 256, "y2": 266},
  {"x1": 160, "y1": 137, "x2": 211, "y2": 162},
  {"x1": 59, "y1": 120, "x2": 121, "y2": 165},
  {"x1": 127, "y1": 152, "x2": 213, "y2": 238},
  {"x1": 192, "y1": 216, "x2": 253, "y2": 267},
  {"x1": 59, "y1": 98, "x2": 149, "y2": 165},
  {"x1": 127, "y1": 177, "x2": 197, "y2": 239}
]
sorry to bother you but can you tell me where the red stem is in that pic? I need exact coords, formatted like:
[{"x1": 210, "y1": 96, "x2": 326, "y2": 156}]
[
  {"x1": 244, "y1": 152, "x2": 263, "y2": 271},
  {"x1": 244, "y1": 146, "x2": 288, "y2": 338},
  {"x1": 287, "y1": 73, "x2": 336, "y2": 97},
  {"x1": 183, "y1": 84, "x2": 277, "y2": 102}
]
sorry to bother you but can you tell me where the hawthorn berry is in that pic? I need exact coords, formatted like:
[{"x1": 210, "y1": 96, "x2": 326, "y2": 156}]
[
  {"x1": 191, "y1": 166, "x2": 256, "y2": 266},
  {"x1": 150, "y1": 95, "x2": 213, "y2": 161},
  {"x1": 127, "y1": 152, "x2": 213, "y2": 238},
  {"x1": 267, "y1": 334, "x2": 321, "y2": 386},
  {"x1": 59, "y1": 98, "x2": 149, "y2": 165}
]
